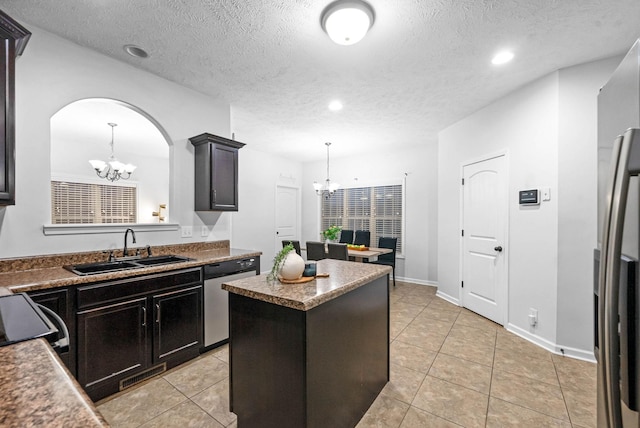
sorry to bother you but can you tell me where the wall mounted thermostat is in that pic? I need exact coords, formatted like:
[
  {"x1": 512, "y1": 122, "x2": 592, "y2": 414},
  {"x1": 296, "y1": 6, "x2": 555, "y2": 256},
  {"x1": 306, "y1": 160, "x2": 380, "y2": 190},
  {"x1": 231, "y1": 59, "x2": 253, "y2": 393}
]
[{"x1": 519, "y1": 189, "x2": 539, "y2": 205}]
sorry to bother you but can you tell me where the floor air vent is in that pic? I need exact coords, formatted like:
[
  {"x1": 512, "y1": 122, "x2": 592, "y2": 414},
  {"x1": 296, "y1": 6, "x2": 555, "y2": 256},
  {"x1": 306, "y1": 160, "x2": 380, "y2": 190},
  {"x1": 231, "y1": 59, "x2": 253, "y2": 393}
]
[{"x1": 119, "y1": 363, "x2": 166, "y2": 391}]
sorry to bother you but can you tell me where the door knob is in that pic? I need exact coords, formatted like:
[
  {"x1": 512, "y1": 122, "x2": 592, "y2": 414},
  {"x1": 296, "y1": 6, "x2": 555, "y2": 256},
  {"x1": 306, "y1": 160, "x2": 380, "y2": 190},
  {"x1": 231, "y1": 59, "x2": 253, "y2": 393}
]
[{"x1": 494, "y1": 246, "x2": 503, "y2": 252}]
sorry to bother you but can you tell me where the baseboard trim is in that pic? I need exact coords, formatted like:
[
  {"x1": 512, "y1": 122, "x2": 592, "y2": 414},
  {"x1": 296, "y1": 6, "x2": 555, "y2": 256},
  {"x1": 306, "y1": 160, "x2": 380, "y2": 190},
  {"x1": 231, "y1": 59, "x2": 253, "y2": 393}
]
[
  {"x1": 435, "y1": 290, "x2": 460, "y2": 306},
  {"x1": 389, "y1": 278, "x2": 596, "y2": 363},
  {"x1": 398, "y1": 276, "x2": 438, "y2": 287},
  {"x1": 506, "y1": 323, "x2": 596, "y2": 363}
]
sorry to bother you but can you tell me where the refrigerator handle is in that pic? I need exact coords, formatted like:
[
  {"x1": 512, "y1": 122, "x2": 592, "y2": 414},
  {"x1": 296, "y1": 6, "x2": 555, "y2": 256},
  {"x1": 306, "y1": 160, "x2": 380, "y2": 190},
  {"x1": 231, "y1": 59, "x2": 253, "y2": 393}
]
[{"x1": 600, "y1": 128, "x2": 640, "y2": 428}]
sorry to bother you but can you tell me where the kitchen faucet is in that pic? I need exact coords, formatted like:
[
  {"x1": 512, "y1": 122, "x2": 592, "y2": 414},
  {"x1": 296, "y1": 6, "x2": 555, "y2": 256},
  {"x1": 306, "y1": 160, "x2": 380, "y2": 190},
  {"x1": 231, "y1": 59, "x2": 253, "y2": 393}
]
[{"x1": 123, "y1": 228, "x2": 136, "y2": 257}]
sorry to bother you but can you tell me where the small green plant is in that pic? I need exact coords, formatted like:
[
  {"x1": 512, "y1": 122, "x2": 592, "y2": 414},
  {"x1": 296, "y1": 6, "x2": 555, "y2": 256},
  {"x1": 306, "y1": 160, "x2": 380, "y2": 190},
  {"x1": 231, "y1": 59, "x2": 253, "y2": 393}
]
[
  {"x1": 268, "y1": 242, "x2": 294, "y2": 281},
  {"x1": 322, "y1": 225, "x2": 342, "y2": 241}
]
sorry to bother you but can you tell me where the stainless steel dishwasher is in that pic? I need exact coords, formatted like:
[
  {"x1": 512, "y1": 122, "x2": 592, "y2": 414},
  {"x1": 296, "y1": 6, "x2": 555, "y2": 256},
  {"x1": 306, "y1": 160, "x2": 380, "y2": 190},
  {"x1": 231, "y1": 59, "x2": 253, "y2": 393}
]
[{"x1": 203, "y1": 257, "x2": 259, "y2": 349}]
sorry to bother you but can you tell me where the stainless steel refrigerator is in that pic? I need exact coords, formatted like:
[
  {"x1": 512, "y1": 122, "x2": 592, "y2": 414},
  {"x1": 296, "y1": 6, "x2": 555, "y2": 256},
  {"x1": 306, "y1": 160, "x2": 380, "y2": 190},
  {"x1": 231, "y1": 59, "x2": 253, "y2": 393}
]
[{"x1": 597, "y1": 39, "x2": 640, "y2": 427}]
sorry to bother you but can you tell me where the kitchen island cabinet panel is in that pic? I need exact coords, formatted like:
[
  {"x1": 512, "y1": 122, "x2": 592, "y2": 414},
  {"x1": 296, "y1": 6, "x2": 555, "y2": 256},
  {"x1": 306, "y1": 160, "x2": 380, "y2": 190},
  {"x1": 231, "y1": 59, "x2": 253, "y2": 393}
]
[
  {"x1": 229, "y1": 294, "x2": 306, "y2": 427},
  {"x1": 306, "y1": 276, "x2": 389, "y2": 427},
  {"x1": 228, "y1": 267, "x2": 389, "y2": 428}
]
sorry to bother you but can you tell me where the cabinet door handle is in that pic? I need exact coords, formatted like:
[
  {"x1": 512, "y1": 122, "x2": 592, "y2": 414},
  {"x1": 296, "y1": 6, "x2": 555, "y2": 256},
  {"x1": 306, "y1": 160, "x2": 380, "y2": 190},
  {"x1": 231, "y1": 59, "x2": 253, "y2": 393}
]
[
  {"x1": 156, "y1": 303, "x2": 160, "y2": 324},
  {"x1": 142, "y1": 306, "x2": 147, "y2": 327}
]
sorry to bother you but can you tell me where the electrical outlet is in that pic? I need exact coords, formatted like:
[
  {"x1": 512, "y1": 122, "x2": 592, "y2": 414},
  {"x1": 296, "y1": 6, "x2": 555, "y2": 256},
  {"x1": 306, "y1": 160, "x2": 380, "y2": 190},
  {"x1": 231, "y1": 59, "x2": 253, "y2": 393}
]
[
  {"x1": 528, "y1": 308, "x2": 538, "y2": 327},
  {"x1": 181, "y1": 226, "x2": 193, "y2": 238},
  {"x1": 201, "y1": 226, "x2": 209, "y2": 237}
]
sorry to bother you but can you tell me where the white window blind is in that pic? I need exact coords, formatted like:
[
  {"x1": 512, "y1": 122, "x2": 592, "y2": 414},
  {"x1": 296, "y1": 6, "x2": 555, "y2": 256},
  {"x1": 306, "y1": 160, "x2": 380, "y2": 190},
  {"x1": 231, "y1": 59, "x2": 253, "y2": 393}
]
[
  {"x1": 321, "y1": 183, "x2": 403, "y2": 253},
  {"x1": 51, "y1": 180, "x2": 137, "y2": 224}
]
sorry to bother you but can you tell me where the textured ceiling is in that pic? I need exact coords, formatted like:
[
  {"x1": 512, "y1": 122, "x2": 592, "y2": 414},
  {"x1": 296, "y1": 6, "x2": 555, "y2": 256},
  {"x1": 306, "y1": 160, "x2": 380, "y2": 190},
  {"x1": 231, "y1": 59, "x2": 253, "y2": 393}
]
[{"x1": 2, "y1": 0, "x2": 640, "y2": 162}]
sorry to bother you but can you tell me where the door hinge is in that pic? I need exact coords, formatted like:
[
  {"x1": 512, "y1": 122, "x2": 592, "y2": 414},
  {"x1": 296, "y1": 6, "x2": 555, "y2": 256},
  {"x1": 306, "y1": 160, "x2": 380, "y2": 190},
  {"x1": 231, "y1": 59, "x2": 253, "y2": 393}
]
[
  {"x1": 461, "y1": 229, "x2": 464, "y2": 237},
  {"x1": 461, "y1": 178, "x2": 464, "y2": 185},
  {"x1": 461, "y1": 281, "x2": 464, "y2": 288}
]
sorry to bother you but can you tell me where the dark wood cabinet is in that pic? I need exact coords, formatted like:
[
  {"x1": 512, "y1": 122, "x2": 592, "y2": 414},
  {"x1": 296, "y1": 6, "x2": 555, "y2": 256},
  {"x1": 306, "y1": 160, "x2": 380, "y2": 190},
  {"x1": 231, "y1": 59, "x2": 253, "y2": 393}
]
[
  {"x1": 76, "y1": 268, "x2": 203, "y2": 401},
  {"x1": 229, "y1": 275, "x2": 389, "y2": 428},
  {"x1": 0, "y1": 12, "x2": 30, "y2": 206},
  {"x1": 28, "y1": 287, "x2": 76, "y2": 375},
  {"x1": 152, "y1": 285, "x2": 202, "y2": 364},
  {"x1": 77, "y1": 297, "x2": 148, "y2": 400},
  {"x1": 190, "y1": 133, "x2": 245, "y2": 211}
]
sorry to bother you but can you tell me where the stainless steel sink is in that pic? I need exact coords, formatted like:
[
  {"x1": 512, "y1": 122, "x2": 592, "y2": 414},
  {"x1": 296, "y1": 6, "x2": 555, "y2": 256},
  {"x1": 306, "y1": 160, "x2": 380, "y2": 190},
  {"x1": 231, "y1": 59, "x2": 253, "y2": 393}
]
[{"x1": 64, "y1": 255, "x2": 193, "y2": 276}]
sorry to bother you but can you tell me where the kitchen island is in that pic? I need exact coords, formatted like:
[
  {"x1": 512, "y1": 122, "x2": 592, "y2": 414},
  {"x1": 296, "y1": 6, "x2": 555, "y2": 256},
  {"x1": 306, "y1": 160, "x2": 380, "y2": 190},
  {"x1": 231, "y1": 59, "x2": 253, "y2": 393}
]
[{"x1": 222, "y1": 259, "x2": 391, "y2": 428}]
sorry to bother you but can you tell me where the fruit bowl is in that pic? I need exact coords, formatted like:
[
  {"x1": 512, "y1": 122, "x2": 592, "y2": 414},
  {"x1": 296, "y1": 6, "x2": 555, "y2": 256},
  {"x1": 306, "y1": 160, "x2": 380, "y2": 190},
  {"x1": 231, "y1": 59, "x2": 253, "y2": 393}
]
[{"x1": 347, "y1": 244, "x2": 369, "y2": 251}]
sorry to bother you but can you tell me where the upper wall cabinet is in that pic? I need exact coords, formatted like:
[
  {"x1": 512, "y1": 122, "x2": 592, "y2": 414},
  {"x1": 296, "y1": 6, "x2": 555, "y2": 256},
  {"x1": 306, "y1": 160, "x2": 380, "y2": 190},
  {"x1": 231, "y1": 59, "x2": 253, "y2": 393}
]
[
  {"x1": 190, "y1": 133, "x2": 245, "y2": 211},
  {"x1": 0, "y1": 11, "x2": 30, "y2": 206}
]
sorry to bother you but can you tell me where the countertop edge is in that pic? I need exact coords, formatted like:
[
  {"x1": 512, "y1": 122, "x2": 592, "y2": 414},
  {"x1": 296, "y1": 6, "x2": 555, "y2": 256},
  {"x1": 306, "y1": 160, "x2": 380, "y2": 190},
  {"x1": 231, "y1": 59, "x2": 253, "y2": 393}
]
[
  {"x1": 222, "y1": 261, "x2": 391, "y2": 311},
  {"x1": 0, "y1": 338, "x2": 109, "y2": 427},
  {"x1": 4, "y1": 249, "x2": 262, "y2": 293}
]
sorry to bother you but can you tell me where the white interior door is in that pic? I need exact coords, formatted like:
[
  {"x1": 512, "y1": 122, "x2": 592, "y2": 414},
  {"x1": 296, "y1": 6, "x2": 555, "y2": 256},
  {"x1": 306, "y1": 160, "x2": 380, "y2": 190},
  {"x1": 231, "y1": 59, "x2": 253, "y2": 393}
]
[
  {"x1": 275, "y1": 185, "x2": 300, "y2": 253},
  {"x1": 462, "y1": 155, "x2": 507, "y2": 325}
]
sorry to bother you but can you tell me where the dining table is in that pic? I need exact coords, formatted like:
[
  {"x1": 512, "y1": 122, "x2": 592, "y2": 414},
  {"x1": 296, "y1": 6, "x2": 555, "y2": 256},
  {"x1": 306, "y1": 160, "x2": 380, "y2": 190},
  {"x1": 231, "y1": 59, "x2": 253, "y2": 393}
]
[
  {"x1": 346, "y1": 246, "x2": 393, "y2": 262},
  {"x1": 301, "y1": 244, "x2": 393, "y2": 262}
]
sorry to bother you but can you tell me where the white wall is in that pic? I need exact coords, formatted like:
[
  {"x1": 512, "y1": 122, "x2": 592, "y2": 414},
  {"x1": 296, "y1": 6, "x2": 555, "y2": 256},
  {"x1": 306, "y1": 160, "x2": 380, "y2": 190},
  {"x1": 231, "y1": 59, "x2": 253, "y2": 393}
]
[
  {"x1": 439, "y1": 56, "x2": 623, "y2": 359},
  {"x1": 439, "y1": 73, "x2": 561, "y2": 348},
  {"x1": 231, "y1": 147, "x2": 304, "y2": 273},
  {"x1": 0, "y1": 25, "x2": 298, "y2": 261},
  {"x1": 301, "y1": 142, "x2": 439, "y2": 284},
  {"x1": 556, "y1": 56, "x2": 621, "y2": 356}
]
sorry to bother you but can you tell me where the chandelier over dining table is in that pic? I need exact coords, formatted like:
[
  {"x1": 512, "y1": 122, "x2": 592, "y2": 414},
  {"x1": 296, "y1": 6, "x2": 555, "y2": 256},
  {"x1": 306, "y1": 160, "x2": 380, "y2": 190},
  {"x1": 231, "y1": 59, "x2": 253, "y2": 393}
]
[
  {"x1": 314, "y1": 142, "x2": 340, "y2": 198},
  {"x1": 89, "y1": 122, "x2": 137, "y2": 182}
]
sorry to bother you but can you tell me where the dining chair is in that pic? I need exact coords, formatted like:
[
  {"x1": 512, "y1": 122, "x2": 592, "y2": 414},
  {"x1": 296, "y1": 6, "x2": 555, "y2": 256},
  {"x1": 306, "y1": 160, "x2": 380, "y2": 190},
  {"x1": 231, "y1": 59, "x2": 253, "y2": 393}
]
[
  {"x1": 327, "y1": 243, "x2": 349, "y2": 260},
  {"x1": 282, "y1": 240, "x2": 301, "y2": 256},
  {"x1": 370, "y1": 237, "x2": 397, "y2": 287},
  {"x1": 353, "y1": 230, "x2": 370, "y2": 247},
  {"x1": 306, "y1": 241, "x2": 326, "y2": 261},
  {"x1": 339, "y1": 229, "x2": 354, "y2": 244}
]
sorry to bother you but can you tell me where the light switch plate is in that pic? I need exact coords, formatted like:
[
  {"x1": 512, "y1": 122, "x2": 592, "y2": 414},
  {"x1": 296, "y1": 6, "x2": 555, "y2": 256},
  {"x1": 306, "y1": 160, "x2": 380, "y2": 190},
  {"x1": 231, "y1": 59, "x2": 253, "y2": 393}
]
[
  {"x1": 181, "y1": 226, "x2": 193, "y2": 238},
  {"x1": 201, "y1": 226, "x2": 209, "y2": 237},
  {"x1": 541, "y1": 187, "x2": 551, "y2": 201}
]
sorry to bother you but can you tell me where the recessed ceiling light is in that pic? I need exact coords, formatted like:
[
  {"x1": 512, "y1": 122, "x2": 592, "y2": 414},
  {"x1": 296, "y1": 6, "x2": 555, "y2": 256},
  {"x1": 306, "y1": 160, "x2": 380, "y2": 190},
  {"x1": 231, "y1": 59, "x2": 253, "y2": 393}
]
[
  {"x1": 123, "y1": 44, "x2": 149, "y2": 59},
  {"x1": 328, "y1": 100, "x2": 343, "y2": 111},
  {"x1": 491, "y1": 51, "x2": 514, "y2": 65},
  {"x1": 321, "y1": 0, "x2": 375, "y2": 46}
]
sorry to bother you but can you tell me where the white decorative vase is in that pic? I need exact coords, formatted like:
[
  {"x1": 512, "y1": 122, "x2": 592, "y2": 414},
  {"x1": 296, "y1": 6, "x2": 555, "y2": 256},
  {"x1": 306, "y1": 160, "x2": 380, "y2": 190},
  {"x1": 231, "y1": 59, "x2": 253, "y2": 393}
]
[{"x1": 279, "y1": 251, "x2": 305, "y2": 280}]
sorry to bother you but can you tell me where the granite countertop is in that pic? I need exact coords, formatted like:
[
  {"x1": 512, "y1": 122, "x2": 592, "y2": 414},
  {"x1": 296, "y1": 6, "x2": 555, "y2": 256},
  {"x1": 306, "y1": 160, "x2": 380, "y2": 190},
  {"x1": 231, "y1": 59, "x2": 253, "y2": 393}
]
[
  {"x1": 0, "y1": 242, "x2": 261, "y2": 293},
  {"x1": 0, "y1": 338, "x2": 108, "y2": 427},
  {"x1": 0, "y1": 240, "x2": 261, "y2": 427},
  {"x1": 222, "y1": 259, "x2": 391, "y2": 311}
]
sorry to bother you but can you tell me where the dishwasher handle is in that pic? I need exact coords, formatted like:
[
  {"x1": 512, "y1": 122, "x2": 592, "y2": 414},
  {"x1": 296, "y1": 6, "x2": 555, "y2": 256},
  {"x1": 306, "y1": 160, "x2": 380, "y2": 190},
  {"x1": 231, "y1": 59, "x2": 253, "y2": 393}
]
[{"x1": 204, "y1": 258, "x2": 257, "y2": 279}]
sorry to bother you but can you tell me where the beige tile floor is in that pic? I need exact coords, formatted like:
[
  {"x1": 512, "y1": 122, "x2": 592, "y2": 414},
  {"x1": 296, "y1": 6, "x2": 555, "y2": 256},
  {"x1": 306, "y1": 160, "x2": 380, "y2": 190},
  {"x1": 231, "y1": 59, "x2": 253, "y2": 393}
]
[{"x1": 96, "y1": 281, "x2": 596, "y2": 427}]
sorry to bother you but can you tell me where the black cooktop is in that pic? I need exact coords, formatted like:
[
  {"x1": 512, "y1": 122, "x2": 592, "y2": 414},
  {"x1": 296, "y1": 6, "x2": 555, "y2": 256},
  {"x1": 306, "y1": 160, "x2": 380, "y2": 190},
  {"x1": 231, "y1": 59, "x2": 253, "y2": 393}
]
[{"x1": 0, "y1": 293, "x2": 58, "y2": 347}]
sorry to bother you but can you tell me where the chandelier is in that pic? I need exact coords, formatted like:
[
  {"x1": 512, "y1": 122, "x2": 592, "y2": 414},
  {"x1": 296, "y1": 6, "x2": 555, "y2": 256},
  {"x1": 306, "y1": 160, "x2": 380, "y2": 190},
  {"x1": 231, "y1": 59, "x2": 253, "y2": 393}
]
[
  {"x1": 314, "y1": 142, "x2": 340, "y2": 198},
  {"x1": 89, "y1": 123, "x2": 136, "y2": 182}
]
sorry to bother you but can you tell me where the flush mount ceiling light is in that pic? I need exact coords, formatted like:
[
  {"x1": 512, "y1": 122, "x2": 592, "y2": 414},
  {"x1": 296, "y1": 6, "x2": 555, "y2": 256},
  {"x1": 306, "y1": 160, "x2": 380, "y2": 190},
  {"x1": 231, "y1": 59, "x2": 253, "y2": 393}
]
[
  {"x1": 321, "y1": 0, "x2": 375, "y2": 46},
  {"x1": 491, "y1": 50, "x2": 514, "y2": 65},
  {"x1": 89, "y1": 123, "x2": 137, "y2": 182}
]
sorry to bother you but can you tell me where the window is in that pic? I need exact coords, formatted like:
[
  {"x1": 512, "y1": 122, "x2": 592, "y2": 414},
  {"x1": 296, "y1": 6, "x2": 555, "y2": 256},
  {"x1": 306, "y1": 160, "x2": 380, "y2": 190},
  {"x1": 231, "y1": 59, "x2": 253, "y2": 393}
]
[
  {"x1": 321, "y1": 183, "x2": 403, "y2": 254},
  {"x1": 51, "y1": 180, "x2": 137, "y2": 224}
]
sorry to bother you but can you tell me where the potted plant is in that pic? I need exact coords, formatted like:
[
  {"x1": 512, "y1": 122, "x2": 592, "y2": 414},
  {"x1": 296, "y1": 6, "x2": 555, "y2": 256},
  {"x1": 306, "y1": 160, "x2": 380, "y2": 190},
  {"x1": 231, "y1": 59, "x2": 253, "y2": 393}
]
[
  {"x1": 322, "y1": 225, "x2": 342, "y2": 242},
  {"x1": 268, "y1": 242, "x2": 305, "y2": 281}
]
